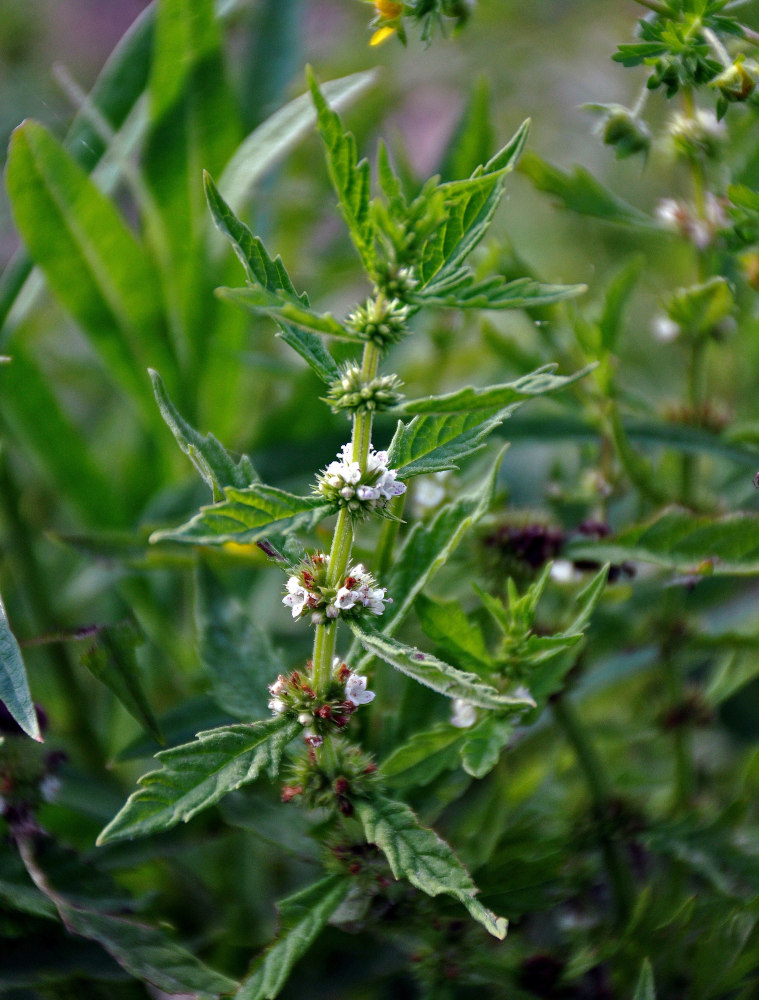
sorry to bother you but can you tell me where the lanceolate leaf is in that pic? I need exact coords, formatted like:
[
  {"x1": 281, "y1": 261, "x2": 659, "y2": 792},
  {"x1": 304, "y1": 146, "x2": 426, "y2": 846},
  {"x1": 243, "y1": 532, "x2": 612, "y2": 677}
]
[
  {"x1": 308, "y1": 70, "x2": 376, "y2": 271},
  {"x1": 236, "y1": 876, "x2": 351, "y2": 1000},
  {"x1": 380, "y1": 725, "x2": 467, "y2": 788},
  {"x1": 415, "y1": 593, "x2": 492, "y2": 672},
  {"x1": 392, "y1": 364, "x2": 595, "y2": 416},
  {"x1": 349, "y1": 623, "x2": 535, "y2": 711},
  {"x1": 218, "y1": 287, "x2": 356, "y2": 342},
  {"x1": 415, "y1": 275, "x2": 586, "y2": 310},
  {"x1": 461, "y1": 716, "x2": 514, "y2": 779},
  {"x1": 564, "y1": 508, "x2": 759, "y2": 576},
  {"x1": 0, "y1": 592, "x2": 40, "y2": 741},
  {"x1": 150, "y1": 368, "x2": 258, "y2": 502},
  {"x1": 97, "y1": 717, "x2": 299, "y2": 843},
  {"x1": 355, "y1": 794, "x2": 508, "y2": 939},
  {"x1": 633, "y1": 959, "x2": 657, "y2": 1000},
  {"x1": 151, "y1": 485, "x2": 335, "y2": 546},
  {"x1": 387, "y1": 409, "x2": 508, "y2": 478}
]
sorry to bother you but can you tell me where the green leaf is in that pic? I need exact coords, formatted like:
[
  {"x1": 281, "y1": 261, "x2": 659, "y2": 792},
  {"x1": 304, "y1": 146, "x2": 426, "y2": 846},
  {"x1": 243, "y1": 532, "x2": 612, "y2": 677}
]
[
  {"x1": 564, "y1": 507, "x2": 759, "y2": 576},
  {"x1": 308, "y1": 69, "x2": 376, "y2": 271},
  {"x1": 349, "y1": 623, "x2": 535, "y2": 711},
  {"x1": 194, "y1": 562, "x2": 282, "y2": 720},
  {"x1": 393, "y1": 364, "x2": 595, "y2": 415},
  {"x1": 151, "y1": 484, "x2": 335, "y2": 546},
  {"x1": 80, "y1": 620, "x2": 163, "y2": 745},
  {"x1": 705, "y1": 651, "x2": 759, "y2": 706},
  {"x1": 5, "y1": 121, "x2": 175, "y2": 418},
  {"x1": 0, "y1": 591, "x2": 40, "y2": 741},
  {"x1": 355, "y1": 794, "x2": 508, "y2": 939},
  {"x1": 218, "y1": 287, "x2": 356, "y2": 341},
  {"x1": 666, "y1": 276, "x2": 734, "y2": 336},
  {"x1": 416, "y1": 593, "x2": 492, "y2": 672},
  {"x1": 598, "y1": 256, "x2": 644, "y2": 353},
  {"x1": 151, "y1": 368, "x2": 258, "y2": 502},
  {"x1": 461, "y1": 716, "x2": 514, "y2": 779},
  {"x1": 387, "y1": 410, "x2": 508, "y2": 478},
  {"x1": 633, "y1": 959, "x2": 657, "y2": 1000},
  {"x1": 439, "y1": 77, "x2": 495, "y2": 182},
  {"x1": 236, "y1": 876, "x2": 351, "y2": 1000},
  {"x1": 609, "y1": 406, "x2": 669, "y2": 505},
  {"x1": 414, "y1": 275, "x2": 586, "y2": 310},
  {"x1": 97, "y1": 716, "x2": 299, "y2": 843},
  {"x1": 519, "y1": 151, "x2": 653, "y2": 227},
  {"x1": 380, "y1": 725, "x2": 467, "y2": 788}
]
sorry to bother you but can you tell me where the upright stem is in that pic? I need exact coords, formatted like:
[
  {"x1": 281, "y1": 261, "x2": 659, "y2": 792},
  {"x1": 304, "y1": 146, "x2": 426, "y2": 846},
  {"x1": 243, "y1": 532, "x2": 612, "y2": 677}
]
[{"x1": 552, "y1": 695, "x2": 635, "y2": 926}]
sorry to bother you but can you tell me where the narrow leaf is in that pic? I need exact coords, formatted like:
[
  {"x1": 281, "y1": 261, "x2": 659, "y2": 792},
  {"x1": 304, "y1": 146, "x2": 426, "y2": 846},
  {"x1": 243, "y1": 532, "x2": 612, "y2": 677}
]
[
  {"x1": 150, "y1": 368, "x2": 258, "y2": 502},
  {"x1": 633, "y1": 959, "x2": 657, "y2": 1000},
  {"x1": 97, "y1": 717, "x2": 299, "y2": 843},
  {"x1": 0, "y1": 592, "x2": 40, "y2": 741},
  {"x1": 356, "y1": 794, "x2": 508, "y2": 939},
  {"x1": 350, "y1": 623, "x2": 535, "y2": 711},
  {"x1": 236, "y1": 876, "x2": 351, "y2": 1000},
  {"x1": 80, "y1": 620, "x2": 162, "y2": 744},
  {"x1": 151, "y1": 484, "x2": 335, "y2": 546},
  {"x1": 218, "y1": 287, "x2": 355, "y2": 341}
]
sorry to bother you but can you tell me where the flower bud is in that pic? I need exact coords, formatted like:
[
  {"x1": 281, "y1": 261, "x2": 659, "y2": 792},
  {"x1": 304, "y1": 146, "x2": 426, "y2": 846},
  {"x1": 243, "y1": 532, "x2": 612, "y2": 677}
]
[
  {"x1": 324, "y1": 365, "x2": 403, "y2": 415},
  {"x1": 602, "y1": 107, "x2": 651, "y2": 159},
  {"x1": 347, "y1": 296, "x2": 410, "y2": 350},
  {"x1": 713, "y1": 58, "x2": 757, "y2": 103}
]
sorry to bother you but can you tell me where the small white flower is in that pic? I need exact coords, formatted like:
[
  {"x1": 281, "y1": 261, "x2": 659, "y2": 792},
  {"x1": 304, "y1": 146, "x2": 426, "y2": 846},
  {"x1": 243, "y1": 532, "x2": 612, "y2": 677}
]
[
  {"x1": 268, "y1": 675, "x2": 286, "y2": 696},
  {"x1": 451, "y1": 698, "x2": 477, "y2": 728},
  {"x1": 550, "y1": 559, "x2": 581, "y2": 584},
  {"x1": 298, "y1": 712, "x2": 312, "y2": 726},
  {"x1": 345, "y1": 672, "x2": 375, "y2": 706},
  {"x1": 652, "y1": 314, "x2": 680, "y2": 343},
  {"x1": 268, "y1": 697, "x2": 287, "y2": 714},
  {"x1": 334, "y1": 586, "x2": 357, "y2": 610}
]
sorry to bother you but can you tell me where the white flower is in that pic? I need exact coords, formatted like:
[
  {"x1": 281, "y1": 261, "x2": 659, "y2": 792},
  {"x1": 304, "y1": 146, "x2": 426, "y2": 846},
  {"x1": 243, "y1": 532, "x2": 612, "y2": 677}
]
[
  {"x1": 652, "y1": 314, "x2": 680, "y2": 343},
  {"x1": 298, "y1": 712, "x2": 312, "y2": 726},
  {"x1": 345, "y1": 672, "x2": 375, "y2": 706},
  {"x1": 334, "y1": 587, "x2": 358, "y2": 610},
  {"x1": 268, "y1": 697, "x2": 287, "y2": 714},
  {"x1": 451, "y1": 698, "x2": 477, "y2": 728},
  {"x1": 268, "y1": 675, "x2": 286, "y2": 696},
  {"x1": 550, "y1": 559, "x2": 581, "y2": 584},
  {"x1": 282, "y1": 578, "x2": 311, "y2": 618}
]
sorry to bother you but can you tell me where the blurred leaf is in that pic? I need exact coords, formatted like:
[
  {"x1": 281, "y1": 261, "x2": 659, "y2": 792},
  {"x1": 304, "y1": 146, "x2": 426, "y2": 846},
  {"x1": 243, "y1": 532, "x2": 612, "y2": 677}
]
[
  {"x1": 461, "y1": 716, "x2": 514, "y2": 778},
  {"x1": 633, "y1": 959, "x2": 656, "y2": 1000},
  {"x1": 392, "y1": 363, "x2": 595, "y2": 415},
  {"x1": 151, "y1": 484, "x2": 335, "y2": 546},
  {"x1": 380, "y1": 724, "x2": 466, "y2": 787},
  {"x1": 80, "y1": 620, "x2": 162, "y2": 745},
  {"x1": 609, "y1": 405, "x2": 669, "y2": 504},
  {"x1": 236, "y1": 876, "x2": 351, "y2": 1000},
  {"x1": 115, "y1": 693, "x2": 228, "y2": 761},
  {"x1": 355, "y1": 794, "x2": 508, "y2": 939},
  {"x1": 416, "y1": 593, "x2": 492, "y2": 672},
  {"x1": 439, "y1": 77, "x2": 494, "y2": 182},
  {"x1": 151, "y1": 368, "x2": 258, "y2": 502},
  {"x1": 705, "y1": 651, "x2": 759, "y2": 706},
  {"x1": 519, "y1": 151, "x2": 653, "y2": 226},
  {"x1": 666, "y1": 276, "x2": 734, "y2": 336},
  {"x1": 565, "y1": 507, "x2": 759, "y2": 576},
  {"x1": 97, "y1": 717, "x2": 299, "y2": 843},
  {"x1": 194, "y1": 562, "x2": 281, "y2": 720},
  {"x1": 598, "y1": 256, "x2": 644, "y2": 353},
  {"x1": 221, "y1": 70, "x2": 378, "y2": 214},
  {"x1": 349, "y1": 623, "x2": 535, "y2": 710},
  {"x1": 308, "y1": 70, "x2": 376, "y2": 272},
  {"x1": 17, "y1": 836, "x2": 236, "y2": 999},
  {"x1": 387, "y1": 409, "x2": 508, "y2": 477},
  {"x1": 0, "y1": 591, "x2": 40, "y2": 741},
  {"x1": 5, "y1": 121, "x2": 175, "y2": 418}
]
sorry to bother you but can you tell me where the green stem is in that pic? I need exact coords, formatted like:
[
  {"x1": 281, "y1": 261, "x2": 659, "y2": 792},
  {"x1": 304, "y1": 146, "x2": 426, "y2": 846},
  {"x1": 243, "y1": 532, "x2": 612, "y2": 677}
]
[{"x1": 552, "y1": 695, "x2": 635, "y2": 926}]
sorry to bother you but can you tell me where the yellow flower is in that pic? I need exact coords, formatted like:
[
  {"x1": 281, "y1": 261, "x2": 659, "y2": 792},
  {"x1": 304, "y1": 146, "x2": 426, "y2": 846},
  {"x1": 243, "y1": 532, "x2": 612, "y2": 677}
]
[
  {"x1": 364, "y1": 0, "x2": 404, "y2": 46},
  {"x1": 375, "y1": 0, "x2": 403, "y2": 16},
  {"x1": 370, "y1": 24, "x2": 397, "y2": 45}
]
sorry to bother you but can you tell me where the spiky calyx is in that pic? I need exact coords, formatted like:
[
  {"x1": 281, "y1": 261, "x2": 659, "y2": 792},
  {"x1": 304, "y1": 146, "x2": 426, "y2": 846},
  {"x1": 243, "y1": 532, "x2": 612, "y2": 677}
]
[{"x1": 324, "y1": 365, "x2": 404, "y2": 415}]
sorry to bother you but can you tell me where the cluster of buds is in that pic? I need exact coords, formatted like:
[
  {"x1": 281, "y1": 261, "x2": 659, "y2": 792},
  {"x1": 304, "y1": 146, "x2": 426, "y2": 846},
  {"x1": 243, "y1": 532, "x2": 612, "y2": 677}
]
[
  {"x1": 324, "y1": 365, "x2": 403, "y2": 416},
  {"x1": 668, "y1": 109, "x2": 724, "y2": 161},
  {"x1": 347, "y1": 295, "x2": 410, "y2": 350},
  {"x1": 283, "y1": 738, "x2": 379, "y2": 817},
  {"x1": 282, "y1": 552, "x2": 392, "y2": 624},
  {"x1": 655, "y1": 193, "x2": 727, "y2": 250},
  {"x1": 374, "y1": 262, "x2": 418, "y2": 302},
  {"x1": 268, "y1": 659, "x2": 375, "y2": 747},
  {"x1": 315, "y1": 442, "x2": 406, "y2": 517}
]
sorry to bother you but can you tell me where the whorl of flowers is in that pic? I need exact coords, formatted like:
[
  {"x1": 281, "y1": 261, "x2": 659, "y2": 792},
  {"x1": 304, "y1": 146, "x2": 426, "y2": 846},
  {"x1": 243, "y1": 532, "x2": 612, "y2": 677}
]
[
  {"x1": 324, "y1": 365, "x2": 404, "y2": 415},
  {"x1": 268, "y1": 659, "x2": 375, "y2": 747},
  {"x1": 282, "y1": 552, "x2": 392, "y2": 624},
  {"x1": 347, "y1": 295, "x2": 410, "y2": 350},
  {"x1": 315, "y1": 442, "x2": 406, "y2": 517}
]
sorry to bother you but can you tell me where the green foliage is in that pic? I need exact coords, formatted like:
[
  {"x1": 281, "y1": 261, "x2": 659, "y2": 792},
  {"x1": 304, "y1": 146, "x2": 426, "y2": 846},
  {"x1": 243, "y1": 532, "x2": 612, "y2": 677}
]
[{"x1": 0, "y1": 592, "x2": 39, "y2": 740}]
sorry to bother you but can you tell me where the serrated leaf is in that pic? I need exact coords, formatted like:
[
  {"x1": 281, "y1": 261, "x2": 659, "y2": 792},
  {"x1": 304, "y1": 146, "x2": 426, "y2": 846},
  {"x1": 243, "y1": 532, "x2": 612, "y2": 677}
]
[
  {"x1": 97, "y1": 716, "x2": 299, "y2": 843},
  {"x1": 355, "y1": 794, "x2": 507, "y2": 939},
  {"x1": 195, "y1": 562, "x2": 282, "y2": 720},
  {"x1": 236, "y1": 876, "x2": 351, "y2": 1000},
  {"x1": 350, "y1": 623, "x2": 534, "y2": 711},
  {"x1": 0, "y1": 591, "x2": 40, "y2": 741},
  {"x1": 393, "y1": 364, "x2": 595, "y2": 416},
  {"x1": 151, "y1": 368, "x2": 258, "y2": 502},
  {"x1": 414, "y1": 274, "x2": 586, "y2": 310},
  {"x1": 387, "y1": 409, "x2": 508, "y2": 478},
  {"x1": 564, "y1": 507, "x2": 759, "y2": 576},
  {"x1": 380, "y1": 725, "x2": 467, "y2": 788},
  {"x1": 151, "y1": 484, "x2": 335, "y2": 546},
  {"x1": 308, "y1": 70, "x2": 376, "y2": 271},
  {"x1": 5, "y1": 121, "x2": 175, "y2": 419},
  {"x1": 416, "y1": 593, "x2": 492, "y2": 672},
  {"x1": 633, "y1": 960, "x2": 657, "y2": 1000},
  {"x1": 218, "y1": 287, "x2": 356, "y2": 341},
  {"x1": 17, "y1": 836, "x2": 236, "y2": 999},
  {"x1": 519, "y1": 151, "x2": 653, "y2": 227},
  {"x1": 80, "y1": 620, "x2": 162, "y2": 744},
  {"x1": 461, "y1": 716, "x2": 514, "y2": 778}
]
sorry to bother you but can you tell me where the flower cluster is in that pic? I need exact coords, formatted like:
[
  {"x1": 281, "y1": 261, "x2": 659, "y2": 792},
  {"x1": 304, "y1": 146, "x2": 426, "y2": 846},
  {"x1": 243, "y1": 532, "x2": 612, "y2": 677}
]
[
  {"x1": 282, "y1": 552, "x2": 392, "y2": 624},
  {"x1": 315, "y1": 443, "x2": 406, "y2": 517},
  {"x1": 324, "y1": 365, "x2": 403, "y2": 416},
  {"x1": 268, "y1": 659, "x2": 375, "y2": 746},
  {"x1": 346, "y1": 295, "x2": 410, "y2": 350}
]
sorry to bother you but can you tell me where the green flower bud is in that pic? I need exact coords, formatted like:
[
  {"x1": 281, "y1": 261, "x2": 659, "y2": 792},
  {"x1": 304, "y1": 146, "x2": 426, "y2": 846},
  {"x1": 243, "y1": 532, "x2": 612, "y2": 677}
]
[
  {"x1": 373, "y1": 262, "x2": 419, "y2": 302},
  {"x1": 346, "y1": 295, "x2": 410, "y2": 349},
  {"x1": 324, "y1": 366, "x2": 404, "y2": 415},
  {"x1": 601, "y1": 106, "x2": 651, "y2": 159},
  {"x1": 713, "y1": 58, "x2": 757, "y2": 103}
]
